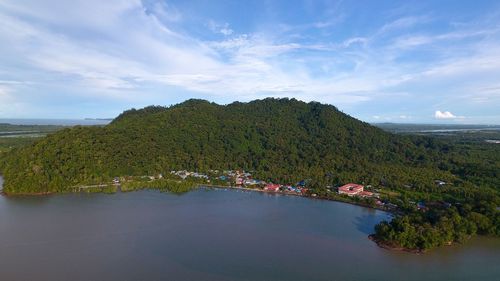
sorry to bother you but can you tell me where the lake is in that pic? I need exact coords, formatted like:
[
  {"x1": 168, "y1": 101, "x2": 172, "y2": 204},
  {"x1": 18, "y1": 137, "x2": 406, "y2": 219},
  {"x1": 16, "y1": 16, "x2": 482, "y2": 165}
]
[{"x1": 0, "y1": 177, "x2": 499, "y2": 280}]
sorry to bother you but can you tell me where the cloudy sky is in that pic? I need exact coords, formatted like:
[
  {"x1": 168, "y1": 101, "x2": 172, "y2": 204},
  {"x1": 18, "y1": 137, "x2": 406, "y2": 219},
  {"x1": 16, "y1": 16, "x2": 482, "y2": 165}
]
[{"x1": 1, "y1": 0, "x2": 499, "y2": 123}]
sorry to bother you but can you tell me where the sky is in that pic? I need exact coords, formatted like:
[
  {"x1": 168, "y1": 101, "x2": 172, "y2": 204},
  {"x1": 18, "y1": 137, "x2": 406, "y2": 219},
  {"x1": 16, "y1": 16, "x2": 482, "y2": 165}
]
[{"x1": 1, "y1": 0, "x2": 500, "y2": 123}]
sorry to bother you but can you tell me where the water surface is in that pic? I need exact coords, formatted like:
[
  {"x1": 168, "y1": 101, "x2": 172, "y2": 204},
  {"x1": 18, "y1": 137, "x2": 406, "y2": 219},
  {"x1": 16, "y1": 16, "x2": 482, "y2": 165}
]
[
  {"x1": 0, "y1": 118, "x2": 111, "y2": 126},
  {"x1": 0, "y1": 179, "x2": 499, "y2": 281}
]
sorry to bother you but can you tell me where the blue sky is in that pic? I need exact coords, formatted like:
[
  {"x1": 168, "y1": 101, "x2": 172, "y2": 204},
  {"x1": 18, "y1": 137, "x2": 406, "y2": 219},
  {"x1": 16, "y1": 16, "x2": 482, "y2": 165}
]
[{"x1": 1, "y1": 0, "x2": 500, "y2": 123}]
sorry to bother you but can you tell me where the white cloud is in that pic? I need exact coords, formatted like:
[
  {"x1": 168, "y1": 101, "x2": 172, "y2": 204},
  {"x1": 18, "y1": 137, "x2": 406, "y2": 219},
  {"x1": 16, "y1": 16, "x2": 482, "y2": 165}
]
[
  {"x1": 393, "y1": 35, "x2": 432, "y2": 49},
  {"x1": 341, "y1": 37, "x2": 368, "y2": 48},
  {"x1": 0, "y1": 0, "x2": 138, "y2": 30},
  {"x1": 0, "y1": 0, "x2": 499, "y2": 121},
  {"x1": 208, "y1": 20, "x2": 233, "y2": 36},
  {"x1": 142, "y1": 0, "x2": 182, "y2": 23},
  {"x1": 0, "y1": 85, "x2": 10, "y2": 98},
  {"x1": 220, "y1": 27, "x2": 234, "y2": 36},
  {"x1": 0, "y1": 85, "x2": 22, "y2": 116},
  {"x1": 435, "y1": 110, "x2": 462, "y2": 119},
  {"x1": 377, "y1": 15, "x2": 431, "y2": 35}
]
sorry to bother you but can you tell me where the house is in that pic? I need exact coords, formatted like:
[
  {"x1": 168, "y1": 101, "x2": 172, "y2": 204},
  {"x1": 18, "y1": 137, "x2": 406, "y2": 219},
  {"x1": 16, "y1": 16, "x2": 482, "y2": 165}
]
[
  {"x1": 297, "y1": 180, "x2": 308, "y2": 187},
  {"x1": 359, "y1": 191, "x2": 374, "y2": 198},
  {"x1": 427, "y1": 201, "x2": 453, "y2": 209},
  {"x1": 174, "y1": 170, "x2": 189, "y2": 179},
  {"x1": 338, "y1": 183, "x2": 364, "y2": 196},
  {"x1": 192, "y1": 173, "x2": 209, "y2": 179},
  {"x1": 264, "y1": 183, "x2": 281, "y2": 192},
  {"x1": 244, "y1": 179, "x2": 259, "y2": 185},
  {"x1": 235, "y1": 177, "x2": 244, "y2": 185},
  {"x1": 417, "y1": 201, "x2": 427, "y2": 211},
  {"x1": 435, "y1": 180, "x2": 446, "y2": 187}
]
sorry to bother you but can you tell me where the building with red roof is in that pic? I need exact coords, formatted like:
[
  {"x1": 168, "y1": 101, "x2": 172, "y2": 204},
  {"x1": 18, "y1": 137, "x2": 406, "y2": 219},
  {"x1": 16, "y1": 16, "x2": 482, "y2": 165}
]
[
  {"x1": 264, "y1": 184, "x2": 281, "y2": 192},
  {"x1": 359, "y1": 191, "x2": 374, "y2": 198},
  {"x1": 338, "y1": 183, "x2": 364, "y2": 196}
]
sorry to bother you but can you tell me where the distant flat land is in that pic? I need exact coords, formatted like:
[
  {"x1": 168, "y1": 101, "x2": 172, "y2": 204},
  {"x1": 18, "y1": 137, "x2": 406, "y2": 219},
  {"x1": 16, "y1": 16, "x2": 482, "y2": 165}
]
[
  {"x1": 0, "y1": 123, "x2": 66, "y2": 153},
  {"x1": 374, "y1": 123, "x2": 500, "y2": 144},
  {"x1": 0, "y1": 120, "x2": 109, "y2": 154},
  {"x1": 374, "y1": 123, "x2": 500, "y2": 133},
  {"x1": 0, "y1": 123, "x2": 64, "y2": 137}
]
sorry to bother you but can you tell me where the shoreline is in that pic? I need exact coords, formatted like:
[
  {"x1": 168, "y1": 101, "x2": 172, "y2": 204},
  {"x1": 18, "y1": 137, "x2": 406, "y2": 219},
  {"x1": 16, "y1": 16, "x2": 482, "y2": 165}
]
[
  {"x1": 200, "y1": 184, "x2": 392, "y2": 213},
  {"x1": 368, "y1": 235, "x2": 425, "y2": 254},
  {"x1": 367, "y1": 234, "x2": 470, "y2": 254},
  {"x1": 1, "y1": 182, "x2": 390, "y2": 213},
  {"x1": 2, "y1": 191, "x2": 54, "y2": 196}
]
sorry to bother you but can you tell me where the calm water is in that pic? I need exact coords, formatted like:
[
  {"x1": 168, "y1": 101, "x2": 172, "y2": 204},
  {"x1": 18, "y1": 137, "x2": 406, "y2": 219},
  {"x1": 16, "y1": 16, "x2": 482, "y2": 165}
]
[
  {"x1": 0, "y1": 118, "x2": 111, "y2": 126},
  {"x1": 0, "y1": 178, "x2": 499, "y2": 280}
]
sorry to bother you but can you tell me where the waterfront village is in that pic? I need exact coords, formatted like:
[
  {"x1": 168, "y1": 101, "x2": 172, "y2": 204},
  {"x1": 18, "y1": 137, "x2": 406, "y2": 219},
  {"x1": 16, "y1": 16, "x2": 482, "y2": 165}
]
[
  {"x1": 106, "y1": 169, "x2": 456, "y2": 213},
  {"x1": 100, "y1": 168, "x2": 453, "y2": 212},
  {"x1": 169, "y1": 169, "x2": 377, "y2": 196},
  {"x1": 158, "y1": 169, "x2": 394, "y2": 208},
  {"x1": 164, "y1": 170, "x2": 452, "y2": 210}
]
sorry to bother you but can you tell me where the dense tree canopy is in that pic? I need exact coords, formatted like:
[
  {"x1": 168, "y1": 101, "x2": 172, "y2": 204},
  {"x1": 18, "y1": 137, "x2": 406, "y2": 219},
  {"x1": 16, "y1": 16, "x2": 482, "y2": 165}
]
[{"x1": 0, "y1": 98, "x2": 455, "y2": 193}]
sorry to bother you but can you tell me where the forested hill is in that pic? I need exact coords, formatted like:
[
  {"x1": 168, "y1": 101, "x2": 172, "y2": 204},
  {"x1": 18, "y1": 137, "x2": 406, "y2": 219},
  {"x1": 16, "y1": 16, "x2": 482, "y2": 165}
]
[{"x1": 0, "y1": 98, "x2": 479, "y2": 194}]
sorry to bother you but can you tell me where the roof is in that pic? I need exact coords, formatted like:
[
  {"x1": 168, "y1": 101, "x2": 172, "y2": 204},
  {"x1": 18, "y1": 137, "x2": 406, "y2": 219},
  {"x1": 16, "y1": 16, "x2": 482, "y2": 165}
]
[
  {"x1": 338, "y1": 183, "x2": 364, "y2": 193},
  {"x1": 265, "y1": 184, "x2": 281, "y2": 190},
  {"x1": 359, "y1": 191, "x2": 373, "y2": 197}
]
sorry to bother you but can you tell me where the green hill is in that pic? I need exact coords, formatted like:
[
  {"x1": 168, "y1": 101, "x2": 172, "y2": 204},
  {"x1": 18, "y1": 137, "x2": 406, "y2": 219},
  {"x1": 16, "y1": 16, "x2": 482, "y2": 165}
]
[{"x1": 0, "y1": 98, "x2": 455, "y2": 194}]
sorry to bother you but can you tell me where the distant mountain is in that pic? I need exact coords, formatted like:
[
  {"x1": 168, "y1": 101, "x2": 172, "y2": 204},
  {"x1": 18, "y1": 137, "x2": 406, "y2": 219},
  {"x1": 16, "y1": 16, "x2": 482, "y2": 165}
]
[{"x1": 0, "y1": 98, "x2": 464, "y2": 193}]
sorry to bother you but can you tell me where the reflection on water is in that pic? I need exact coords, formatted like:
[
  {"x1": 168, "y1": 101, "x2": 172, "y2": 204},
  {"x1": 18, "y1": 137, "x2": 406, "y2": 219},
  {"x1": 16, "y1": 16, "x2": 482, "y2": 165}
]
[{"x1": 0, "y1": 188, "x2": 498, "y2": 281}]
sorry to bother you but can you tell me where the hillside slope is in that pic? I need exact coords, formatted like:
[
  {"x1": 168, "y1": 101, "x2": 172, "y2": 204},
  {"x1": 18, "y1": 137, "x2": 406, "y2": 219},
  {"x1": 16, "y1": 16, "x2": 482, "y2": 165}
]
[{"x1": 0, "y1": 98, "x2": 461, "y2": 193}]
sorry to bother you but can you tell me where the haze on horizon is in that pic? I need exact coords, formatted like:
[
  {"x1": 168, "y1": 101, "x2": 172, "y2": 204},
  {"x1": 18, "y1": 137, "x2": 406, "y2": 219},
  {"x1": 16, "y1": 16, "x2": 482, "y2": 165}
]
[{"x1": 1, "y1": 0, "x2": 499, "y2": 124}]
